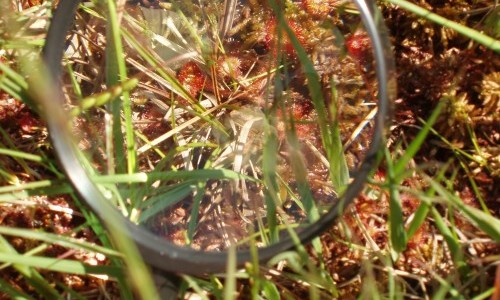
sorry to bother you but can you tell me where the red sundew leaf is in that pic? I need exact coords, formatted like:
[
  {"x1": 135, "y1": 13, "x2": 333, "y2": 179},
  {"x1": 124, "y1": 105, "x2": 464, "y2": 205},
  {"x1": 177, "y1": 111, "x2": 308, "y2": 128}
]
[
  {"x1": 345, "y1": 32, "x2": 372, "y2": 63},
  {"x1": 18, "y1": 112, "x2": 40, "y2": 133},
  {"x1": 261, "y1": 18, "x2": 309, "y2": 59},
  {"x1": 176, "y1": 62, "x2": 207, "y2": 99}
]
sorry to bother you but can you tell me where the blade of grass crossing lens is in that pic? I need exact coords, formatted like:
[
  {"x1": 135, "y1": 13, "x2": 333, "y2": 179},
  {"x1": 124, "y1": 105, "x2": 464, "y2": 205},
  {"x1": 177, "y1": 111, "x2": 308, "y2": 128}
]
[
  {"x1": 70, "y1": 78, "x2": 139, "y2": 116},
  {"x1": 223, "y1": 245, "x2": 237, "y2": 300},
  {"x1": 138, "y1": 181, "x2": 196, "y2": 223},
  {"x1": 92, "y1": 168, "x2": 254, "y2": 184},
  {"x1": 187, "y1": 182, "x2": 206, "y2": 244},
  {"x1": 329, "y1": 81, "x2": 350, "y2": 191},
  {"x1": 263, "y1": 117, "x2": 280, "y2": 244},
  {"x1": 67, "y1": 63, "x2": 83, "y2": 100},
  {"x1": 269, "y1": 1, "x2": 349, "y2": 194}
]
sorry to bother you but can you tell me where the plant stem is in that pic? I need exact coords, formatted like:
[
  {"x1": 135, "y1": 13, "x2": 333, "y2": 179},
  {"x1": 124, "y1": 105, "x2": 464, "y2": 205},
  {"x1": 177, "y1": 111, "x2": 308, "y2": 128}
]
[{"x1": 385, "y1": 0, "x2": 500, "y2": 52}]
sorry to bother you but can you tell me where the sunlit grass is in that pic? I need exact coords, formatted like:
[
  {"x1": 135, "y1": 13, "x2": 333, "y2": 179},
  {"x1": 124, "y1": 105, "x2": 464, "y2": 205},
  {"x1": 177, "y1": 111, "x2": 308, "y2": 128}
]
[{"x1": 0, "y1": 0, "x2": 498, "y2": 299}]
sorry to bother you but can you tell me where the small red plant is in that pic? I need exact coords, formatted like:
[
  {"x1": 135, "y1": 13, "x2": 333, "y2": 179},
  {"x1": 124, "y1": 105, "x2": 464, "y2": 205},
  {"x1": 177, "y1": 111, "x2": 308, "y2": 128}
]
[
  {"x1": 345, "y1": 32, "x2": 372, "y2": 63},
  {"x1": 17, "y1": 111, "x2": 39, "y2": 133},
  {"x1": 177, "y1": 62, "x2": 207, "y2": 100},
  {"x1": 217, "y1": 56, "x2": 243, "y2": 81},
  {"x1": 260, "y1": 18, "x2": 309, "y2": 60}
]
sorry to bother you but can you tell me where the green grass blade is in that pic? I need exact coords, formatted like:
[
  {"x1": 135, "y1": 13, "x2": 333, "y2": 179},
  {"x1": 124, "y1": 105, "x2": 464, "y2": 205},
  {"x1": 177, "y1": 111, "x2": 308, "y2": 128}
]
[
  {"x1": 407, "y1": 161, "x2": 450, "y2": 240},
  {"x1": 0, "y1": 277, "x2": 36, "y2": 300},
  {"x1": 328, "y1": 82, "x2": 350, "y2": 191},
  {"x1": 71, "y1": 78, "x2": 139, "y2": 116},
  {"x1": 92, "y1": 168, "x2": 255, "y2": 184},
  {"x1": 0, "y1": 61, "x2": 28, "y2": 89},
  {"x1": 406, "y1": 202, "x2": 430, "y2": 240},
  {"x1": 385, "y1": 0, "x2": 500, "y2": 52},
  {"x1": 269, "y1": 1, "x2": 349, "y2": 194},
  {"x1": 138, "y1": 182, "x2": 196, "y2": 222},
  {"x1": 0, "y1": 253, "x2": 122, "y2": 277},
  {"x1": 0, "y1": 235, "x2": 62, "y2": 299},
  {"x1": 0, "y1": 226, "x2": 122, "y2": 258},
  {"x1": 262, "y1": 117, "x2": 280, "y2": 244},
  {"x1": 66, "y1": 63, "x2": 83, "y2": 100},
  {"x1": 120, "y1": 28, "x2": 229, "y2": 137},
  {"x1": 187, "y1": 182, "x2": 206, "y2": 243},
  {"x1": 430, "y1": 207, "x2": 469, "y2": 276},
  {"x1": 104, "y1": 0, "x2": 135, "y2": 174},
  {"x1": 0, "y1": 148, "x2": 43, "y2": 162},
  {"x1": 181, "y1": 276, "x2": 210, "y2": 300},
  {"x1": 223, "y1": 245, "x2": 237, "y2": 300},
  {"x1": 426, "y1": 177, "x2": 500, "y2": 241},
  {"x1": 393, "y1": 101, "x2": 444, "y2": 181},
  {"x1": 384, "y1": 148, "x2": 408, "y2": 253},
  {"x1": 285, "y1": 124, "x2": 319, "y2": 222},
  {"x1": 0, "y1": 180, "x2": 69, "y2": 194},
  {"x1": 262, "y1": 281, "x2": 280, "y2": 300}
]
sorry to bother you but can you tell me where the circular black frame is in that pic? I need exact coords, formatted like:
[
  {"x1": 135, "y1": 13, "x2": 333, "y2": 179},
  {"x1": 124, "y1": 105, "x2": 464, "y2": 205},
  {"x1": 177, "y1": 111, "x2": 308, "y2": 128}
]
[{"x1": 42, "y1": 0, "x2": 394, "y2": 275}]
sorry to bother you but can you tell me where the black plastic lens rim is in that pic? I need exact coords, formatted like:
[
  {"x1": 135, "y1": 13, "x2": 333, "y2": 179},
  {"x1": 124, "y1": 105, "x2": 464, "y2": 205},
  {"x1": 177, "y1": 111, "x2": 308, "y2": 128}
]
[{"x1": 41, "y1": 0, "x2": 395, "y2": 275}]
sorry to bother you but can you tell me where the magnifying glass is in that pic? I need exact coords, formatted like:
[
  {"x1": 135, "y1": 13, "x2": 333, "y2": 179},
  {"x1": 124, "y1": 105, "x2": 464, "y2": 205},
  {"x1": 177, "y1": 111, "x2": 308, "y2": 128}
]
[{"x1": 42, "y1": 0, "x2": 395, "y2": 275}]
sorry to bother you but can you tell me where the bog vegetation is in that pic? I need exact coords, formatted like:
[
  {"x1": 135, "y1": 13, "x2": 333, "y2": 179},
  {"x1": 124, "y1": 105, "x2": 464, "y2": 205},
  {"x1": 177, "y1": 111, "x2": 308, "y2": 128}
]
[{"x1": 0, "y1": 0, "x2": 498, "y2": 299}]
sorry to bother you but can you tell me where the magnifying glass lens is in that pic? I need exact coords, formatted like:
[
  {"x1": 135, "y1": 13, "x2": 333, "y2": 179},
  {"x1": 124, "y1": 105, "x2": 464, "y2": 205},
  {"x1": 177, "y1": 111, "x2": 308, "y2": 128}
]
[{"x1": 64, "y1": 0, "x2": 380, "y2": 252}]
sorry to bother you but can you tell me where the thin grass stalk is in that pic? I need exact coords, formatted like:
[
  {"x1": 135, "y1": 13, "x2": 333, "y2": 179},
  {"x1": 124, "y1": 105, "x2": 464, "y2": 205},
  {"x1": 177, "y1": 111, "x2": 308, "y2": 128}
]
[
  {"x1": 0, "y1": 277, "x2": 36, "y2": 300},
  {"x1": 384, "y1": 148, "x2": 408, "y2": 253},
  {"x1": 0, "y1": 235, "x2": 62, "y2": 299},
  {"x1": 223, "y1": 245, "x2": 237, "y2": 300},
  {"x1": 385, "y1": 0, "x2": 500, "y2": 52},
  {"x1": 103, "y1": 0, "x2": 134, "y2": 175}
]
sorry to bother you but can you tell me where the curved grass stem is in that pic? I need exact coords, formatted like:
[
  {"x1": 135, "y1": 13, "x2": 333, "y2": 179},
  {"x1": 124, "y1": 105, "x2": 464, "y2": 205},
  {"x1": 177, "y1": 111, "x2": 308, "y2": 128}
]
[{"x1": 385, "y1": 0, "x2": 500, "y2": 52}]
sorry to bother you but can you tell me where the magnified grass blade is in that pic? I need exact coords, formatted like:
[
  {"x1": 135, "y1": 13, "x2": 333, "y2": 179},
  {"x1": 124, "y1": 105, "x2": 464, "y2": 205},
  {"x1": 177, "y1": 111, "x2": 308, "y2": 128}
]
[
  {"x1": 187, "y1": 182, "x2": 206, "y2": 244},
  {"x1": 104, "y1": 0, "x2": 136, "y2": 175},
  {"x1": 70, "y1": 78, "x2": 139, "y2": 116},
  {"x1": 138, "y1": 182, "x2": 196, "y2": 223},
  {"x1": 92, "y1": 168, "x2": 254, "y2": 184},
  {"x1": 223, "y1": 245, "x2": 237, "y2": 300},
  {"x1": 328, "y1": 83, "x2": 350, "y2": 191},
  {"x1": 263, "y1": 119, "x2": 280, "y2": 244}
]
